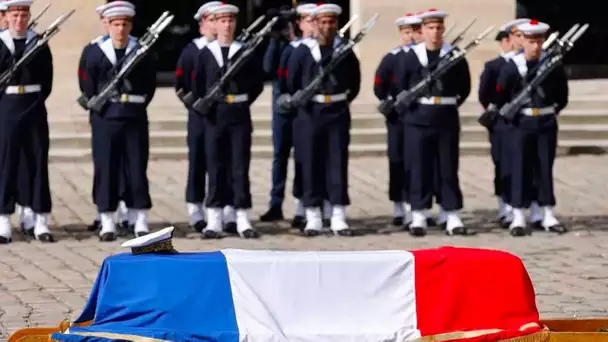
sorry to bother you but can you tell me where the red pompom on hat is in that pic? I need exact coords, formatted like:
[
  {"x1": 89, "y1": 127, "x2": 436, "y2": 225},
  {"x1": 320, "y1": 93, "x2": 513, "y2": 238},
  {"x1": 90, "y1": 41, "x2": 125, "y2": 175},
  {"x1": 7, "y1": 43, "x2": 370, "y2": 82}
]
[{"x1": 529, "y1": 19, "x2": 539, "y2": 25}]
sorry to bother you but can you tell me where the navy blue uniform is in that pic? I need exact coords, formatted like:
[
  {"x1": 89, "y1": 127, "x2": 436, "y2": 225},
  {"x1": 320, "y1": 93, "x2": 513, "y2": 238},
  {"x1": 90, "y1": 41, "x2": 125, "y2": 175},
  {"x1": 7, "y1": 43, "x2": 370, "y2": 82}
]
[
  {"x1": 87, "y1": 35, "x2": 134, "y2": 230},
  {"x1": 495, "y1": 52, "x2": 568, "y2": 209},
  {"x1": 263, "y1": 38, "x2": 303, "y2": 210},
  {"x1": 374, "y1": 45, "x2": 409, "y2": 204},
  {"x1": 395, "y1": 42, "x2": 470, "y2": 212},
  {"x1": 478, "y1": 52, "x2": 513, "y2": 203},
  {"x1": 78, "y1": 37, "x2": 155, "y2": 214},
  {"x1": 192, "y1": 40, "x2": 264, "y2": 210},
  {"x1": 176, "y1": 37, "x2": 210, "y2": 210},
  {"x1": 285, "y1": 38, "x2": 361, "y2": 208},
  {"x1": 0, "y1": 30, "x2": 53, "y2": 216}
]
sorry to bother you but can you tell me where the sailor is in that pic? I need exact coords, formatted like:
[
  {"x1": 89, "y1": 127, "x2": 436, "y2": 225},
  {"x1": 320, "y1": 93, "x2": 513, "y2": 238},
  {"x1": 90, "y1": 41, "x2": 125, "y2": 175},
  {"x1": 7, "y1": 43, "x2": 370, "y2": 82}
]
[
  {"x1": 78, "y1": 2, "x2": 155, "y2": 242},
  {"x1": 87, "y1": 1, "x2": 136, "y2": 234},
  {"x1": 394, "y1": 8, "x2": 472, "y2": 237},
  {"x1": 191, "y1": 3, "x2": 264, "y2": 239},
  {"x1": 0, "y1": 0, "x2": 54, "y2": 244},
  {"x1": 260, "y1": 2, "x2": 317, "y2": 228},
  {"x1": 511, "y1": 18, "x2": 545, "y2": 229},
  {"x1": 285, "y1": 3, "x2": 361, "y2": 236},
  {"x1": 495, "y1": 19, "x2": 568, "y2": 236},
  {"x1": 177, "y1": 1, "x2": 221, "y2": 233},
  {"x1": 374, "y1": 12, "x2": 421, "y2": 228},
  {"x1": 478, "y1": 19, "x2": 528, "y2": 228},
  {"x1": 499, "y1": 18, "x2": 546, "y2": 229}
]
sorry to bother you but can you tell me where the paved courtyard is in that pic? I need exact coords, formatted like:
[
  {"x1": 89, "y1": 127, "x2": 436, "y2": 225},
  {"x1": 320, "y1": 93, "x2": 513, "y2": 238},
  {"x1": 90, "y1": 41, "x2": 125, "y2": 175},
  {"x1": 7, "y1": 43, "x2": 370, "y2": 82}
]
[{"x1": 1, "y1": 156, "x2": 608, "y2": 338}]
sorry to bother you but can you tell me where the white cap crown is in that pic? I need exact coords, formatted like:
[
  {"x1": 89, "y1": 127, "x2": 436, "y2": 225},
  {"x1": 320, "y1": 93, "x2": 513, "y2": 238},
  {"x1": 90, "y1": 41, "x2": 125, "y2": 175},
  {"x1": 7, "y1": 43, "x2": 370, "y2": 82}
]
[{"x1": 194, "y1": 1, "x2": 223, "y2": 21}]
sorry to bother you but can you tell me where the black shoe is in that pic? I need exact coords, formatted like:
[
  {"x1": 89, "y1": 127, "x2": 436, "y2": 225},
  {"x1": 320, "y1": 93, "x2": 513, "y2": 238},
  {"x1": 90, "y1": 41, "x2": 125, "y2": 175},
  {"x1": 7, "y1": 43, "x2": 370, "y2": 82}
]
[
  {"x1": 135, "y1": 231, "x2": 149, "y2": 238},
  {"x1": 446, "y1": 226, "x2": 477, "y2": 236},
  {"x1": 119, "y1": 220, "x2": 130, "y2": 230},
  {"x1": 426, "y1": 217, "x2": 437, "y2": 227},
  {"x1": 439, "y1": 222, "x2": 447, "y2": 230},
  {"x1": 546, "y1": 224, "x2": 567, "y2": 234},
  {"x1": 322, "y1": 219, "x2": 330, "y2": 228},
  {"x1": 224, "y1": 222, "x2": 238, "y2": 235},
  {"x1": 392, "y1": 216, "x2": 404, "y2": 226},
  {"x1": 531, "y1": 220, "x2": 544, "y2": 230},
  {"x1": 259, "y1": 206, "x2": 284, "y2": 222},
  {"x1": 499, "y1": 217, "x2": 511, "y2": 229},
  {"x1": 22, "y1": 227, "x2": 35, "y2": 237},
  {"x1": 334, "y1": 229, "x2": 356, "y2": 237},
  {"x1": 240, "y1": 229, "x2": 260, "y2": 239},
  {"x1": 302, "y1": 229, "x2": 321, "y2": 237},
  {"x1": 291, "y1": 215, "x2": 306, "y2": 229},
  {"x1": 190, "y1": 220, "x2": 207, "y2": 233},
  {"x1": 509, "y1": 226, "x2": 527, "y2": 237},
  {"x1": 36, "y1": 233, "x2": 55, "y2": 243},
  {"x1": 0, "y1": 235, "x2": 12, "y2": 244},
  {"x1": 202, "y1": 230, "x2": 222, "y2": 239},
  {"x1": 409, "y1": 226, "x2": 427, "y2": 237},
  {"x1": 99, "y1": 232, "x2": 117, "y2": 242},
  {"x1": 87, "y1": 220, "x2": 101, "y2": 232},
  {"x1": 402, "y1": 220, "x2": 411, "y2": 231}
]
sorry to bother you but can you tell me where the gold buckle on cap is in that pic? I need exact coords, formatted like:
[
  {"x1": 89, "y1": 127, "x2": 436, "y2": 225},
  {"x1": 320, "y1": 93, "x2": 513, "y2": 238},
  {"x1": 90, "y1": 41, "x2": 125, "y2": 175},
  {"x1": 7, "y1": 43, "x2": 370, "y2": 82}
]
[
  {"x1": 226, "y1": 95, "x2": 234, "y2": 104},
  {"x1": 17, "y1": 85, "x2": 25, "y2": 94},
  {"x1": 324, "y1": 95, "x2": 332, "y2": 103},
  {"x1": 120, "y1": 94, "x2": 129, "y2": 103},
  {"x1": 532, "y1": 108, "x2": 539, "y2": 116},
  {"x1": 433, "y1": 97, "x2": 441, "y2": 105}
]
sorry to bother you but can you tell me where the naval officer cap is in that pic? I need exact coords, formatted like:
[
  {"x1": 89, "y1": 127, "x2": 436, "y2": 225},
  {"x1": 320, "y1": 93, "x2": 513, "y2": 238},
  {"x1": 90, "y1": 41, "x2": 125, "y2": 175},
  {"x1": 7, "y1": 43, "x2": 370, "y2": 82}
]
[
  {"x1": 194, "y1": 1, "x2": 222, "y2": 21},
  {"x1": 209, "y1": 3, "x2": 239, "y2": 19},
  {"x1": 395, "y1": 13, "x2": 422, "y2": 27},
  {"x1": 3, "y1": 0, "x2": 33, "y2": 9},
  {"x1": 517, "y1": 19, "x2": 550, "y2": 36},
  {"x1": 296, "y1": 3, "x2": 317, "y2": 17},
  {"x1": 312, "y1": 3, "x2": 342, "y2": 18},
  {"x1": 103, "y1": 3, "x2": 136, "y2": 20},
  {"x1": 96, "y1": 1, "x2": 135, "y2": 16},
  {"x1": 121, "y1": 226, "x2": 178, "y2": 255},
  {"x1": 418, "y1": 8, "x2": 448, "y2": 23}
]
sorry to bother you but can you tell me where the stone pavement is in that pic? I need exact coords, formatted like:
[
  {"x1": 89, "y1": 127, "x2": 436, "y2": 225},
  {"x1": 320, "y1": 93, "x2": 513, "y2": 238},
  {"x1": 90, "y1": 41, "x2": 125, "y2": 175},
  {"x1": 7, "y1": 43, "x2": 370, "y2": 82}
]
[{"x1": 2, "y1": 156, "x2": 608, "y2": 338}]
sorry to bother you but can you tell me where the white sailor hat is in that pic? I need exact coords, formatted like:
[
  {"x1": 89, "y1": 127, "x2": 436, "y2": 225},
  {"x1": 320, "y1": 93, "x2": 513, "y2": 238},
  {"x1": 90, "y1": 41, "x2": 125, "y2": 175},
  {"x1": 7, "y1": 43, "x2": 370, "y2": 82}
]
[
  {"x1": 0, "y1": 3, "x2": 7, "y2": 11},
  {"x1": 296, "y1": 3, "x2": 317, "y2": 16},
  {"x1": 121, "y1": 226, "x2": 177, "y2": 255},
  {"x1": 97, "y1": 1, "x2": 135, "y2": 17},
  {"x1": 194, "y1": 1, "x2": 222, "y2": 21},
  {"x1": 500, "y1": 18, "x2": 530, "y2": 34},
  {"x1": 517, "y1": 19, "x2": 550, "y2": 36},
  {"x1": 103, "y1": 4, "x2": 136, "y2": 20},
  {"x1": 418, "y1": 8, "x2": 448, "y2": 22},
  {"x1": 209, "y1": 3, "x2": 239, "y2": 18},
  {"x1": 3, "y1": 0, "x2": 33, "y2": 8},
  {"x1": 395, "y1": 13, "x2": 422, "y2": 27},
  {"x1": 312, "y1": 3, "x2": 342, "y2": 17}
]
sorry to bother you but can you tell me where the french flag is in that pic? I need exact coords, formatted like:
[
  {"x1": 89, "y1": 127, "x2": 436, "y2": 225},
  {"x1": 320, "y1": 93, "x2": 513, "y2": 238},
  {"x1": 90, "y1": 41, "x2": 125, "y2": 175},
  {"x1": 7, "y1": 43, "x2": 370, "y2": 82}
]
[{"x1": 52, "y1": 247, "x2": 541, "y2": 341}]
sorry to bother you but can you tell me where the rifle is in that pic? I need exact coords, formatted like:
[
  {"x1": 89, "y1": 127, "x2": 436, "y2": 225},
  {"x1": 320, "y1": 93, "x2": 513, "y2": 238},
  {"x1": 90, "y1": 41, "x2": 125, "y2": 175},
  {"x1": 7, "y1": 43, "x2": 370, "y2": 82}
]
[
  {"x1": 0, "y1": 10, "x2": 75, "y2": 92},
  {"x1": 237, "y1": 15, "x2": 265, "y2": 43},
  {"x1": 378, "y1": 25, "x2": 493, "y2": 116},
  {"x1": 276, "y1": 14, "x2": 379, "y2": 112},
  {"x1": 478, "y1": 24, "x2": 588, "y2": 128},
  {"x1": 77, "y1": 12, "x2": 174, "y2": 112},
  {"x1": 188, "y1": 16, "x2": 280, "y2": 115},
  {"x1": 28, "y1": 3, "x2": 51, "y2": 30}
]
